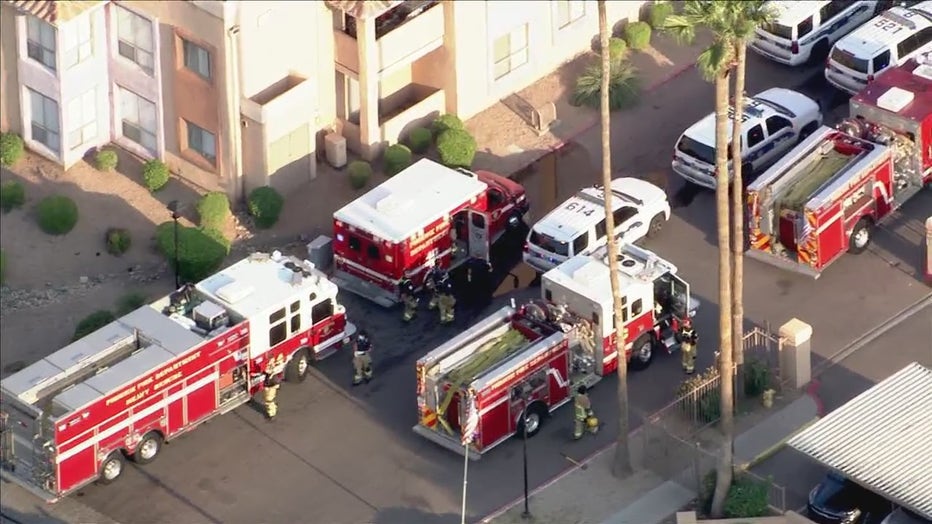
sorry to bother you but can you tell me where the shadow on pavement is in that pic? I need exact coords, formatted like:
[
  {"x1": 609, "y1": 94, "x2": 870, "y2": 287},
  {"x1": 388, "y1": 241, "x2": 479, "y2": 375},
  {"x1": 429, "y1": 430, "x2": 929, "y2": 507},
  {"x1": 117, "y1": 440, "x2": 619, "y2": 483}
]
[{"x1": 371, "y1": 507, "x2": 465, "y2": 524}]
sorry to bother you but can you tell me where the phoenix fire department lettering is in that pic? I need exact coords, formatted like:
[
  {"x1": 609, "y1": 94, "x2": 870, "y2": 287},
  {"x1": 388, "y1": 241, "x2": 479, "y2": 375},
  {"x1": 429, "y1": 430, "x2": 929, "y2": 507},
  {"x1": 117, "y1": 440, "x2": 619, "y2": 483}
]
[
  {"x1": 106, "y1": 351, "x2": 202, "y2": 408},
  {"x1": 408, "y1": 222, "x2": 448, "y2": 258}
]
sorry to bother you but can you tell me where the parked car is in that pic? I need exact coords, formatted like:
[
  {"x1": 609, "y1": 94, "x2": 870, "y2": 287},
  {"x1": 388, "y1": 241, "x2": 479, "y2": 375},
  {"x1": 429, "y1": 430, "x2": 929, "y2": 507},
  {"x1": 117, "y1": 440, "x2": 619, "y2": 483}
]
[{"x1": 808, "y1": 472, "x2": 894, "y2": 524}]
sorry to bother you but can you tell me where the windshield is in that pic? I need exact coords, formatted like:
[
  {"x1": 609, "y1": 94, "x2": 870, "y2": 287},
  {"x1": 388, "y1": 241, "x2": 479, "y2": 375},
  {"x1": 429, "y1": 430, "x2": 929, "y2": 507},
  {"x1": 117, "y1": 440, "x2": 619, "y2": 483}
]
[
  {"x1": 677, "y1": 135, "x2": 733, "y2": 164},
  {"x1": 831, "y1": 47, "x2": 870, "y2": 73},
  {"x1": 529, "y1": 229, "x2": 570, "y2": 256},
  {"x1": 763, "y1": 22, "x2": 794, "y2": 40}
]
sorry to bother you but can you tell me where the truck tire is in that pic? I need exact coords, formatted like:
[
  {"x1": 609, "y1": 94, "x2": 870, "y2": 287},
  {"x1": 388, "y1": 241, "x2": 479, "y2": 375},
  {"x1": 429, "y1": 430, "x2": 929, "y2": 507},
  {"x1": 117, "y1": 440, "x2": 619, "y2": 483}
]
[
  {"x1": 798, "y1": 122, "x2": 819, "y2": 144},
  {"x1": 131, "y1": 431, "x2": 163, "y2": 465},
  {"x1": 99, "y1": 452, "x2": 125, "y2": 485},
  {"x1": 647, "y1": 214, "x2": 665, "y2": 238},
  {"x1": 808, "y1": 40, "x2": 830, "y2": 65},
  {"x1": 517, "y1": 402, "x2": 548, "y2": 438},
  {"x1": 848, "y1": 218, "x2": 873, "y2": 254},
  {"x1": 285, "y1": 348, "x2": 311, "y2": 383},
  {"x1": 629, "y1": 334, "x2": 655, "y2": 371}
]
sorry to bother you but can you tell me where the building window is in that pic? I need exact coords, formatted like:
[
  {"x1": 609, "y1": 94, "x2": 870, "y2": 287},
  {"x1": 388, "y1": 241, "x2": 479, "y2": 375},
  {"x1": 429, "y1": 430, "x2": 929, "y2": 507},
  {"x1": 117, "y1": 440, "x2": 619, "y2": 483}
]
[
  {"x1": 116, "y1": 6, "x2": 154, "y2": 74},
  {"x1": 26, "y1": 16, "x2": 57, "y2": 70},
  {"x1": 555, "y1": 1, "x2": 585, "y2": 29},
  {"x1": 185, "y1": 121, "x2": 216, "y2": 164},
  {"x1": 62, "y1": 16, "x2": 92, "y2": 69},
  {"x1": 119, "y1": 87, "x2": 157, "y2": 153},
  {"x1": 492, "y1": 25, "x2": 529, "y2": 80},
  {"x1": 67, "y1": 89, "x2": 97, "y2": 149},
  {"x1": 28, "y1": 89, "x2": 60, "y2": 153},
  {"x1": 183, "y1": 39, "x2": 211, "y2": 80}
]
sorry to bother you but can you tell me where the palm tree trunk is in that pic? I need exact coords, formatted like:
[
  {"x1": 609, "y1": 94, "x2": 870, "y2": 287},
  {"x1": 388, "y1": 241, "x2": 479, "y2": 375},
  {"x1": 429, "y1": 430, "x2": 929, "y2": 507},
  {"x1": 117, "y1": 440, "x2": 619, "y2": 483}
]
[
  {"x1": 731, "y1": 43, "x2": 747, "y2": 404},
  {"x1": 710, "y1": 69, "x2": 735, "y2": 518},
  {"x1": 597, "y1": 0, "x2": 632, "y2": 479}
]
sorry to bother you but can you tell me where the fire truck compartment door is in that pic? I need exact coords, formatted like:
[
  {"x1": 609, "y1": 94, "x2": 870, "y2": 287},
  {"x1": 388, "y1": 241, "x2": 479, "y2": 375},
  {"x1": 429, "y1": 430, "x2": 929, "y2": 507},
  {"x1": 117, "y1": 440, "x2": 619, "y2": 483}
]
[
  {"x1": 669, "y1": 273, "x2": 694, "y2": 318},
  {"x1": 468, "y1": 211, "x2": 490, "y2": 261}
]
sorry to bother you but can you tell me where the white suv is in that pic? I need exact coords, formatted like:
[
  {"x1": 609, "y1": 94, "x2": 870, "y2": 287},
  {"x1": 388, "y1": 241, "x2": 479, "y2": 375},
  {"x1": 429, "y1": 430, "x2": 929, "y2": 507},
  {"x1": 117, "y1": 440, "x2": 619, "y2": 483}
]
[{"x1": 671, "y1": 88, "x2": 823, "y2": 190}]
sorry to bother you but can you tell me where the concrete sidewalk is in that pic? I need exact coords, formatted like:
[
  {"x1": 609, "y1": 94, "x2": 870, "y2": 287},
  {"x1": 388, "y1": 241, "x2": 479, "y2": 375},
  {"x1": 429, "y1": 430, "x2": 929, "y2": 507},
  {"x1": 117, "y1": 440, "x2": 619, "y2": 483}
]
[
  {"x1": 483, "y1": 391, "x2": 821, "y2": 524},
  {"x1": 0, "y1": 480, "x2": 123, "y2": 524}
]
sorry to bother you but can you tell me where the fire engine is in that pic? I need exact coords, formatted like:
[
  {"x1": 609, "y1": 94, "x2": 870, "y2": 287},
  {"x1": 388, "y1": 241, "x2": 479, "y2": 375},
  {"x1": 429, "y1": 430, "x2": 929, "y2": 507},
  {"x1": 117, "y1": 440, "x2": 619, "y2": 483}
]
[
  {"x1": 332, "y1": 158, "x2": 529, "y2": 307},
  {"x1": 0, "y1": 251, "x2": 355, "y2": 500},
  {"x1": 412, "y1": 244, "x2": 697, "y2": 458},
  {"x1": 747, "y1": 56, "x2": 932, "y2": 277}
]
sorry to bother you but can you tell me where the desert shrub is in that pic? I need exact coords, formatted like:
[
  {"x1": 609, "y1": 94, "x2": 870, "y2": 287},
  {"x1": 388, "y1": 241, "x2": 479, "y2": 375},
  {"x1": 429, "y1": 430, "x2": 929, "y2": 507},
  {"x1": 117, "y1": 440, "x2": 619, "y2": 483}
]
[
  {"x1": 0, "y1": 132, "x2": 24, "y2": 167},
  {"x1": 0, "y1": 180, "x2": 26, "y2": 213},
  {"x1": 624, "y1": 21, "x2": 652, "y2": 50},
  {"x1": 597, "y1": 37, "x2": 628, "y2": 62},
  {"x1": 744, "y1": 358, "x2": 771, "y2": 397},
  {"x1": 436, "y1": 129, "x2": 477, "y2": 169},
  {"x1": 116, "y1": 291, "x2": 149, "y2": 315},
  {"x1": 406, "y1": 127, "x2": 433, "y2": 154},
  {"x1": 200, "y1": 226, "x2": 231, "y2": 255},
  {"x1": 247, "y1": 186, "x2": 284, "y2": 229},
  {"x1": 0, "y1": 249, "x2": 6, "y2": 285},
  {"x1": 73, "y1": 310, "x2": 116, "y2": 341},
  {"x1": 648, "y1": 1, "x2": 674, "y2": 30},
  {"x1": 36, "y1": 195, "x2": 78, "y2": 235},
  {"x1": 432, "y1": 114, "x2": 465, "y2": 136},
  {"x1": 724, "y1": 475, "x2": 771, "y2": 518},
  {"x1": 142, "y1": 159, "x2": 170, "y2": 192},
  {"x1": 155, "y1": 222, "x2": 229, "y2": 282},
  {"x1": 384, "y1": 144, "x2": 413, "y2": 177},
  {"x1": 197, "y1": 191, "x2": 231, "y2": 230},
  {"x1": 95, "y1": 149, "x2": 119, "y2": 172},
  {"x1": 105, "y1": 227, "x2": 132, "y2": 256},
  {"x1": 348, "y1": 160, "x2": 373, "y2": 189},
  {"x1": 572, "y1": 60, "x2": 641, "y2": 110}
]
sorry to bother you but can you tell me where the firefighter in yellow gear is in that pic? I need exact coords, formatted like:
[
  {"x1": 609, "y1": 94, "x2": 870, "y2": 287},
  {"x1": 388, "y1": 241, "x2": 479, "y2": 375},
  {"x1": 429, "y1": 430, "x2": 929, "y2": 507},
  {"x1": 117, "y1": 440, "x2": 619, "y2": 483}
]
[
  {"x1": 437, "y1": 279, "x2": 456, "y2": 324},
  {"x1": 399, "y1": 276, "x2": 418, "y2": 322},
  {"x1": 425, "y1": 266, "x2": 448, "y2": 310},
  {"x1": 352, "y1": 330, "x2": 374, "y2": 386},
  {"x1": 263, "y1": 372, "x2": 282, "y2": 421},
  {"x1": 678, "y1": 317, "x2": 699, "y2": 375},
  {"x1": 573, "y1": 385, "x2": 598, "y2": 440}
]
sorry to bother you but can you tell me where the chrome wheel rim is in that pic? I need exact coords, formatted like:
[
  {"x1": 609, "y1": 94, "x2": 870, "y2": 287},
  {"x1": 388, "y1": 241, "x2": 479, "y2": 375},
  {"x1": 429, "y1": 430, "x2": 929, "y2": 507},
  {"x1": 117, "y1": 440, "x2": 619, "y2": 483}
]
[
  {"x1": 103, "y1": 458, "x2": 122, "y2": 480},
  {"x1": 853, "y1": 228, "x2": 869, "y2": 248},
  {"x1": 296, "y1": 355, "x2": 309, "y2": 376},
  {"x1": 139, "y1": 438, "x2": 159, "y2": 460},
  {"x1": 637, "y1": 341, "x2": 652, "y2": 362},
  {"x1": 524, "y1": 413, "x2": 540, "y2": 434}
]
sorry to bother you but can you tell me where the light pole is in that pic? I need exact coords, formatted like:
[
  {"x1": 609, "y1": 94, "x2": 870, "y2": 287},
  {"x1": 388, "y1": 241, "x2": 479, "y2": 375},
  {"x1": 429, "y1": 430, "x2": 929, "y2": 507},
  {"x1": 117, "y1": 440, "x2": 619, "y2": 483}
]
[
  {"x1": 520, "y1": 386, "x2": 531, "y2": 520},
  {"x1": 167, "y1": 200, "x2": 181, "y2": 289}
]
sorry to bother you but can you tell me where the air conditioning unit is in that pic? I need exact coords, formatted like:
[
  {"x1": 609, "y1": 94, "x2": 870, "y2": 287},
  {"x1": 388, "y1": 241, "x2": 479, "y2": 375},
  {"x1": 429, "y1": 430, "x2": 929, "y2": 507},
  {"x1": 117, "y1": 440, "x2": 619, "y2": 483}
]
[{"x1": 324, "y1": 133, "x2": 347, "y2": 168}]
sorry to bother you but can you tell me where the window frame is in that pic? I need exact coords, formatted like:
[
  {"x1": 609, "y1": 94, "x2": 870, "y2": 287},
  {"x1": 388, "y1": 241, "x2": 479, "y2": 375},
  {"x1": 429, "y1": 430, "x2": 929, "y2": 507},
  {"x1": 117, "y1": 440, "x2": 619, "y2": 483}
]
[
  {"x1": 26, "y1": 16, "x2": 57, "y2": 71},
  {"x1": 67, "y1": 89, "x2": 97, "y2": 149},
  {"x1": 555, "y1": 0, "x2": 585, "y2": 30},
  {"x1": 311, "y1": 298, "x2": 334, "y2": 325},
  {"x1": 746, "y1": 124, "x2": 766, "y2": 149},
  {"x1": 765, "y1": 115, "x2": 792, "y2": 136},
  {"x1": 28, "y1": 89, "x2": 61, "y2": 153},
  {"x1": 61, "y1": 15, "x2": 93, "y2": 69},
  {"x1": 118, "y1": 87, "x2": 158, "y2": 153},
  {"x1": 182, "y1": 38, "x2": 212, "y2": 80},
  {"x1": 572, "y1": 233, "x2": 588, "y2": 255},
  {"x1": 819, "y1": 0, "x2": 847, "y2": 24},
  {"x1": 185, "y1": 120, "x2": 217, "y2": 165},
  {"x1": 613, "y1": 206, "x2": 638, "y2": 226},
  {"x1": 115, "y1": 5, "x2": 154, "y2": 74},
  {"x1": 492, "y1": 24, "x2": 530, "y2": 80}
]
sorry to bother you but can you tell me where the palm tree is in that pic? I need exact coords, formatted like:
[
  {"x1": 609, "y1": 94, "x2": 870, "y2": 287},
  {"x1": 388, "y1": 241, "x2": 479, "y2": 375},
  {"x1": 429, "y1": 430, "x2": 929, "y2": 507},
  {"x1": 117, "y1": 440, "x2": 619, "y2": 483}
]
[{"x1": 598, "y1": 0, "x2": 633, "y2": 478}]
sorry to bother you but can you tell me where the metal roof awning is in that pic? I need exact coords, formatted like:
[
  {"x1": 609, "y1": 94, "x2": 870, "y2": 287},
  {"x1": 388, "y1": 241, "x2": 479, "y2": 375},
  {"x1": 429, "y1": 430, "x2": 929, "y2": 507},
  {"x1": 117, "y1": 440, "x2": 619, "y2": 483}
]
[{"x1": 788, "y1": 362, "x2": 932, "y2": 519}]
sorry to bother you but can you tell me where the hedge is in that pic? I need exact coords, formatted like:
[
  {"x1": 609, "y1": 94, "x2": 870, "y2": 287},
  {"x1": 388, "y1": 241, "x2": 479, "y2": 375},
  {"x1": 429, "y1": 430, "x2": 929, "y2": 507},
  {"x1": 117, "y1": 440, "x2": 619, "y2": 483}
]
[
  {"x1": 432, "y1": 114, "x2": 465, "y2": 136},
  {"x1": 247, "y1": 186, "x2": 284, "y2": 229},
  {"x1": 700, "y1": 471, "x2": 770, "y2": 518},
  {"x1": 73, "y1": 310, "x2": 116, "y2": 341},
  {"x1": 598, "y1": 37, "x2": 628, "y2": 62},
  {"x1": 1, "y1": 180, "x2": 26, "y2": 213},
  {"x1": 155, "y1": 221, "x2": 229, "y2": 282},
  {"x1": 105, "y1": 227, "x2": 132, "y2": 256},
  {"x1": 95, "y1": 149, "x2": 119, "y2": 172},
  {"x1": 36, "y1": 195, "x2": 79, "y2": 235},
  {"x1": 197, "y1": 191, "x2": 231, "y2": 230},
  {"x1": 406, "y1": 127, "x2": 432, "y2": 154},
  {"x1": 648, "y1": 2, "x2": 674, "y2": 30},
  {"x1": 384, "y1": 144, "x2": 413, "y2": 177},
  {"x1": 624, "y1": 21, "x2": 652, "y2": 51},
  {"x1": 0, "y1": 249, "x2": 6, "y2": 285},
  {"x1": 0, "y1": 132, "x2": 24, "y2": 167},
  {"x1": 436, "y1": 129, "x2": 477, "y2": 169},
  {"x1": 348, "y1": 160, "x2": 372, "y2": 189},
  {"x1": 143, "y1": 159, "x2": 170, "y2": 192},
  {"x1": 116, "y1": 291, "x2": 149, "y2": 315}
]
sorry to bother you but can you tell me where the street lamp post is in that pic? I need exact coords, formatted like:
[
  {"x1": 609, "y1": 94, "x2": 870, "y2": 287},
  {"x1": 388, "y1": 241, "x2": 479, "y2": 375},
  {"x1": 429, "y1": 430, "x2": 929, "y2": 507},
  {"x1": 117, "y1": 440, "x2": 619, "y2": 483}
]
[
  {"x1": 167, "y1": 200, "x2": 181, "y2": 289},
  {"x1": 520, "y1": 386, "x2": 531, "y2": 520}
]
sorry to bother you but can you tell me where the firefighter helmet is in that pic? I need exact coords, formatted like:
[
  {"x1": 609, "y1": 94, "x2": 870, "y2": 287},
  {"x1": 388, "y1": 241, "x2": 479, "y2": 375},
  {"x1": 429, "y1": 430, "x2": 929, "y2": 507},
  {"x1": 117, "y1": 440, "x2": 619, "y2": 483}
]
[
  {"x1": 576, "y1": 385, "x2": 588, "y2": 395},
  {"x1": 586, "y1": 416, "x2": 599, "y2": 429},
  {"x1": 357, "y1": 330, "x2": 371, "y2": 349}
]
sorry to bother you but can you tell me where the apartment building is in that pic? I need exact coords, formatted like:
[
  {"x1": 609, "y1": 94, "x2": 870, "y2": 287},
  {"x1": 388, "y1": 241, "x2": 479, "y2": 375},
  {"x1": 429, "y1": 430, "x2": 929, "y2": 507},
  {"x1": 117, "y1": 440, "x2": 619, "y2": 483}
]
[{"x1": 0, "y1": 0, "x2": 644, "y2": 200}]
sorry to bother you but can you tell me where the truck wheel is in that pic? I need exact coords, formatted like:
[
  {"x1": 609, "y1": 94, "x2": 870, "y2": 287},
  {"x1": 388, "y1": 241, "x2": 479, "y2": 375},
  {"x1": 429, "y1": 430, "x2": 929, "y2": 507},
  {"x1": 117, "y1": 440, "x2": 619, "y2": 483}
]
[
  {"x1": 99, "y1": 452, "x2": 125, "y2": 485},
  {"x1": 808, "y1": 40, "x2": 830, "y2": 65},
  {"x1": 629, "y1": 334, "x2": 654, "y2": 371},
  {"x1": 647, "y1": 214, "x2": 665, "y2": 238},
  {"x1": 517, "y1": 402, "x2": 548, "y2": 438},
  {"x1": 848, "y1": 218, "x2": 873, "y2": 254},
  {"x1": 798, "y1": 122, "x2": 819, "y2": 144},
  {"x1": 285, "y1": 349, "x2": 311, "y2": 383},
  {"x1": 132, "y1": 431, "x2": 163, "y2": 465}
]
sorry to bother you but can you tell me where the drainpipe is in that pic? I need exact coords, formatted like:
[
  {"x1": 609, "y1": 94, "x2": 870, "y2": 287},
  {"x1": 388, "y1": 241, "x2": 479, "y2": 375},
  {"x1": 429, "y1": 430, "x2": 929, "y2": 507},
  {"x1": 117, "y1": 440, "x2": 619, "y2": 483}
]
[{"x1": 226, "y1": 11, "x2": 245, "y2": 205}]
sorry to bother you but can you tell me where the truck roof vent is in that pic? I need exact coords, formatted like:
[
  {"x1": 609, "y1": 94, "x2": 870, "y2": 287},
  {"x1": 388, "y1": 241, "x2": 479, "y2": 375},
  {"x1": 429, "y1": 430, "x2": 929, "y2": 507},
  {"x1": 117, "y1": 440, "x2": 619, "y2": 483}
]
[
  {"x1": 877, "y1": 87, "x2": 915, "y2": 113},
  {"x1": 914, "y1": 64, "x2": 932, "y2": 81},
  {"x1": 216, "y1": 281, "x2": 254, "y2": 304}
]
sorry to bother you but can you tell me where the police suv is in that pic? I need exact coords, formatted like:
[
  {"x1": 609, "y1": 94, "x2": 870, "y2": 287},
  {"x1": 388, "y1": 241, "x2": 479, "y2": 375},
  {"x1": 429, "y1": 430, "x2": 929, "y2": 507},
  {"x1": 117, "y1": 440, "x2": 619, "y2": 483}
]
[
  {"x1": 671, "y1": 88, "x2": 822, "y2": 190},
  {"x1": 523, "y1": 178, "x2": 670, "y2": 274},
  {"x1": 751, "y1": 1, "x2": 882, "y2": 66},
  {"x1": 825, "y1": 1, "x2": 932, "y2": 94}
]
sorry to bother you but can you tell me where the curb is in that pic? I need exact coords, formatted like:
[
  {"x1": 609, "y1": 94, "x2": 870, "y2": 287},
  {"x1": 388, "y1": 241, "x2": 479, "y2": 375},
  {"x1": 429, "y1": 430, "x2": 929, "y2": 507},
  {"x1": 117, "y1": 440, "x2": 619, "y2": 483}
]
[{"x1": 738, "y1": 417, "x2": 820, "y2": 471}]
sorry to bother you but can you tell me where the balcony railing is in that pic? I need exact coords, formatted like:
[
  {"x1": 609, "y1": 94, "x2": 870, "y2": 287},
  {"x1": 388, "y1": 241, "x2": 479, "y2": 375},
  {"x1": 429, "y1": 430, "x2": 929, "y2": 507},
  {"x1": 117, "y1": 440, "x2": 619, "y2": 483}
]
[{"x1": 343, "y1": 1, "x2": 439, "y2": 39}]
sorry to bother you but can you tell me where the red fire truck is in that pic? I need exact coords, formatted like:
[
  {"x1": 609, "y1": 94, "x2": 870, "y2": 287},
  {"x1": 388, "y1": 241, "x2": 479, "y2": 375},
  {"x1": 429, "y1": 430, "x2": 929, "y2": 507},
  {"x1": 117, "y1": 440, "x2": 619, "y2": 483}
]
[
  {"x1": 332, "y1": 158, "x2": 529, "y2": 307},
  {"x1": 0, "y1": 251, "x2": 355, "y2": 500},
  {"x1": 413, "y1": 244, "x2": 697, "y2": 458},
  {"x1": 746, "y1": 57, "x2": 932, "y2": 277}
]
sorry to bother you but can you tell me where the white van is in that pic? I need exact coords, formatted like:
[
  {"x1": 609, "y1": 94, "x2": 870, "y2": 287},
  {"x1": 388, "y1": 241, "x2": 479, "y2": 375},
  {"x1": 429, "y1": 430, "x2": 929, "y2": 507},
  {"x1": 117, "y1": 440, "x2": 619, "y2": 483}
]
[
  {"x1": 523, "y1": 178, "x2": 670, "y2": 274},
  {"x1": 751, "y1": 1, "x2": 881, "y2": 66},
  {"x1": 825, "y1": 1, "x2": 932, "y2": 94}
]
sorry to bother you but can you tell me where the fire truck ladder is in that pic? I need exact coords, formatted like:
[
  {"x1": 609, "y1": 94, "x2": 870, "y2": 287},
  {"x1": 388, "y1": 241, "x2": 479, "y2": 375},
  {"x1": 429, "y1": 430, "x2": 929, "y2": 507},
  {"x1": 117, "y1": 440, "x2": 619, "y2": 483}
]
[
  {"x1": 0, "y1": 412, "x2": 12, "y2": 470},
  {"x1": 29, "y1": 414, "x2": 56, "y2": 491}
]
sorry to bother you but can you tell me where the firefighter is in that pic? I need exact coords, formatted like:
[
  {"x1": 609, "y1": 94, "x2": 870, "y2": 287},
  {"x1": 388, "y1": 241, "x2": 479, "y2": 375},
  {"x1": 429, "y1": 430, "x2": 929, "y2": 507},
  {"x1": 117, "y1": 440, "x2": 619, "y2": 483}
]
[
  {"x1": 573, "y1": 385, "x2": 598, "y2": 440},
  {"x1": 399, "y1": 275, "x2": 418, "y2": 322},
  {"x1": 352, "y1": 330, "x2": 374, "y2": 386},
  {"x1": 437, "y1": 278, "x2": 456, "y2": 324},
  {"x1": 678, "y1": 317, "x2": 699, "y2": 375},
  {"x1": 425, "y1": 265, "x2": 449, "y2": 311},
  {"x1": 262, "y1": 371, "x2": 282, "y2": 421}
]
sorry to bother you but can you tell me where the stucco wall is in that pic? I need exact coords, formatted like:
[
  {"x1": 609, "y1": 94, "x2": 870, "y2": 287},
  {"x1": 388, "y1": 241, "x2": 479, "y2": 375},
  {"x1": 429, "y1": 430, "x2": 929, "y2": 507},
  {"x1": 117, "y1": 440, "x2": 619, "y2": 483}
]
[{"x1": 0, "y1": 2, "x2": 22, "y2": 134}]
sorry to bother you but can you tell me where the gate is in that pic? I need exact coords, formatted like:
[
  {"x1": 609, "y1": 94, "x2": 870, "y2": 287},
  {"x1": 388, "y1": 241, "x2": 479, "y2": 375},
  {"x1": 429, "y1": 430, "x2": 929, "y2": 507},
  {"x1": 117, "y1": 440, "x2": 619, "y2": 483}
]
[{"x1": 741, "y1": 324, "x2": 785, "y2": 392}]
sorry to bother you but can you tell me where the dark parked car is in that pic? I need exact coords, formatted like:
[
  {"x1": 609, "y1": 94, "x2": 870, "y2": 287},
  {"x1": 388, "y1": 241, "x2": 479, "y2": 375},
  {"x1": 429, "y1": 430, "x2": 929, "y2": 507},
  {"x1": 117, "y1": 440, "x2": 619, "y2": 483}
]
[{"x1": 808, "y1": 472, "x2": 893, "y2": 524}]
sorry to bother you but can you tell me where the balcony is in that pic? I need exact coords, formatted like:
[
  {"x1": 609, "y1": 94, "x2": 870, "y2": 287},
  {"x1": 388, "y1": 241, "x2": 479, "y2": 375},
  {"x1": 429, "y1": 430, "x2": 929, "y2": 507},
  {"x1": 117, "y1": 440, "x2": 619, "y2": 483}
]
[
  {"x1": 379, "y1": 84, "x2": 445, "y2": 143},
  {"x1": 334, "y1": 0, "x2": 443, "y2": 75},
  {"x1": 241, "y1": 74, "x2": 317, "y2": 137}
]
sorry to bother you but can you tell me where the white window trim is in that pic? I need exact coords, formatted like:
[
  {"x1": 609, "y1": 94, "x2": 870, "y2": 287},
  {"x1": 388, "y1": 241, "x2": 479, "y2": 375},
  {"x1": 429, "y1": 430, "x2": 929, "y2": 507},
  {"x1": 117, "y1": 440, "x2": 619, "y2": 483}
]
[
  {"x1": 115, "y1": 5, "x2": 155, "y2": 75},
  {"x1": 492, "y1": 24, "x2": 530, "y2": 81},
  {"x1": 185, "y1": 120, "x2": 217, "y2": 164},
  {"x1": 118, "y1": 86, "x2": 158, "y2": 154},
  {"x1": 182, "y1": 39, "x2": 211, "y2": 80},
  {"x1": 67, "y1": 89, "x2": 98, "y2": 150},
  {"x1": 62, "y1": 16, "x2": 93, "y2": 69},
  {"x1": 26, "y1": 16, "x2": 57, "y2": 71},
  {"x1": 28, "y1": 88, "x2": 61, "y2": 154},
  {"x1": 554, "y1": 0, "x2": 586, "y2": 31}
]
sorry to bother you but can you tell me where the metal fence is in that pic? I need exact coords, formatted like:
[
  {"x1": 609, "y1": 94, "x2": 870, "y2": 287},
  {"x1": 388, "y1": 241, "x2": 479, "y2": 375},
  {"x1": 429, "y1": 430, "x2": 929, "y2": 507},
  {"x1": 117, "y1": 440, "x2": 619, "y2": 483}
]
[{"x1": 742, "y1": 324, "x2": 785, "y2": 392}]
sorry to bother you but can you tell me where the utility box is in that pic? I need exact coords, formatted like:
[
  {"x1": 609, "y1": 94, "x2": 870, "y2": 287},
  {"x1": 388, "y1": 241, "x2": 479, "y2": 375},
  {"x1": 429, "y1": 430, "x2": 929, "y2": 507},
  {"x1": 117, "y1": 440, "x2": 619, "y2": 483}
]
[
  {"x1": 325, "y1": 133, "x2": 347, "y2": 168},
  {"x1": 307, "y1": 235, "x2": 333, "y2": 271}
]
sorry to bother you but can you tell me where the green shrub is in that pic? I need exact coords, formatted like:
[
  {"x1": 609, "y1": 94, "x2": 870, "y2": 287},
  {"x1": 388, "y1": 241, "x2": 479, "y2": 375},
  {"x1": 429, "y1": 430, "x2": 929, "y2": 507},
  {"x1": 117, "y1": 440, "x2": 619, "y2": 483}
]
[
  {"x1": 201, "y1": 226, "x2": 231, "y2": 255},
  {"x1": 648, "y1": 1, "x2": 674, "y2": 30},
  {"x1": 0, "y1": 249, "x2": 6, "y2": 285},
  {"x1": 73, "y1": 310, "x2": 116, "y2": 341},
  {"x1": 105, "y1": 227, "x2": 132, "y2": 256},
  {"x1": 436, "y1": 129, "x2": 477, "y2": 169},
  {"x1": 0, "y1": 180, "x2": 26, "y2": 213},
  {"x1": 744, "y1": 358, "x2": 771, "y2": 397},
  {"x1": 155, "y1": 222, "x2": 229, "y2": 282},
  {"x1": 724, "y1": 475, "x2": 771, "y2": 518},
  {"x1": 624, "y1": 21, "x2": 652, "y2": 50},
  {"x1": 142, "y1": 159, "x2": 170, "y2": 192},
  {"x1": 247, "y1": 186, "x2": 284, "y2": 229},
  {"x1": 36, "y1": 195, "x2": 78, "y2": 235},
  {"x1": 572, "y1": 60, "x2": 641, "y2": 110},
  {"x1": 406, "y1": 127, "x2": 433, "y2": 154},
  {"x1": 347, "y1": 160, "x2": 373, "y2": 190},
  {"x1": 432, "y1": 114, "x2": 465, "y2": 136},
  {"x1": 95, "y1": 149, "x2": 119, "y2": 172},
  {"x1": 116, "y1": 291, "x2": 149, "y2": 315},
  {"x1": 384, "y1": 144, "x2": 413, "y2": 177},
  {"x1": 598, "y1": 37, "x2": 628, "y2": 62},
  {"x1": 675, "y1": 366, "x2": 722, "y2": 424},
  {"x1": 0, "y1": 132, "x2": 24, "y2": 167},
  {"x1": 196, "y1": 191, "x2": 231, "y2": 230}
]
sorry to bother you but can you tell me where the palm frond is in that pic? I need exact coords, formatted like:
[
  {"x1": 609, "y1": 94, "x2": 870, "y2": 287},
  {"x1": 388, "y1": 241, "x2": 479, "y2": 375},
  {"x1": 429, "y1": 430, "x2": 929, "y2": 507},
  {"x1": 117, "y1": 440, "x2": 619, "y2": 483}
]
[{"x1": 697, "y1": 41, "x2": 732, "y2": 82}]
